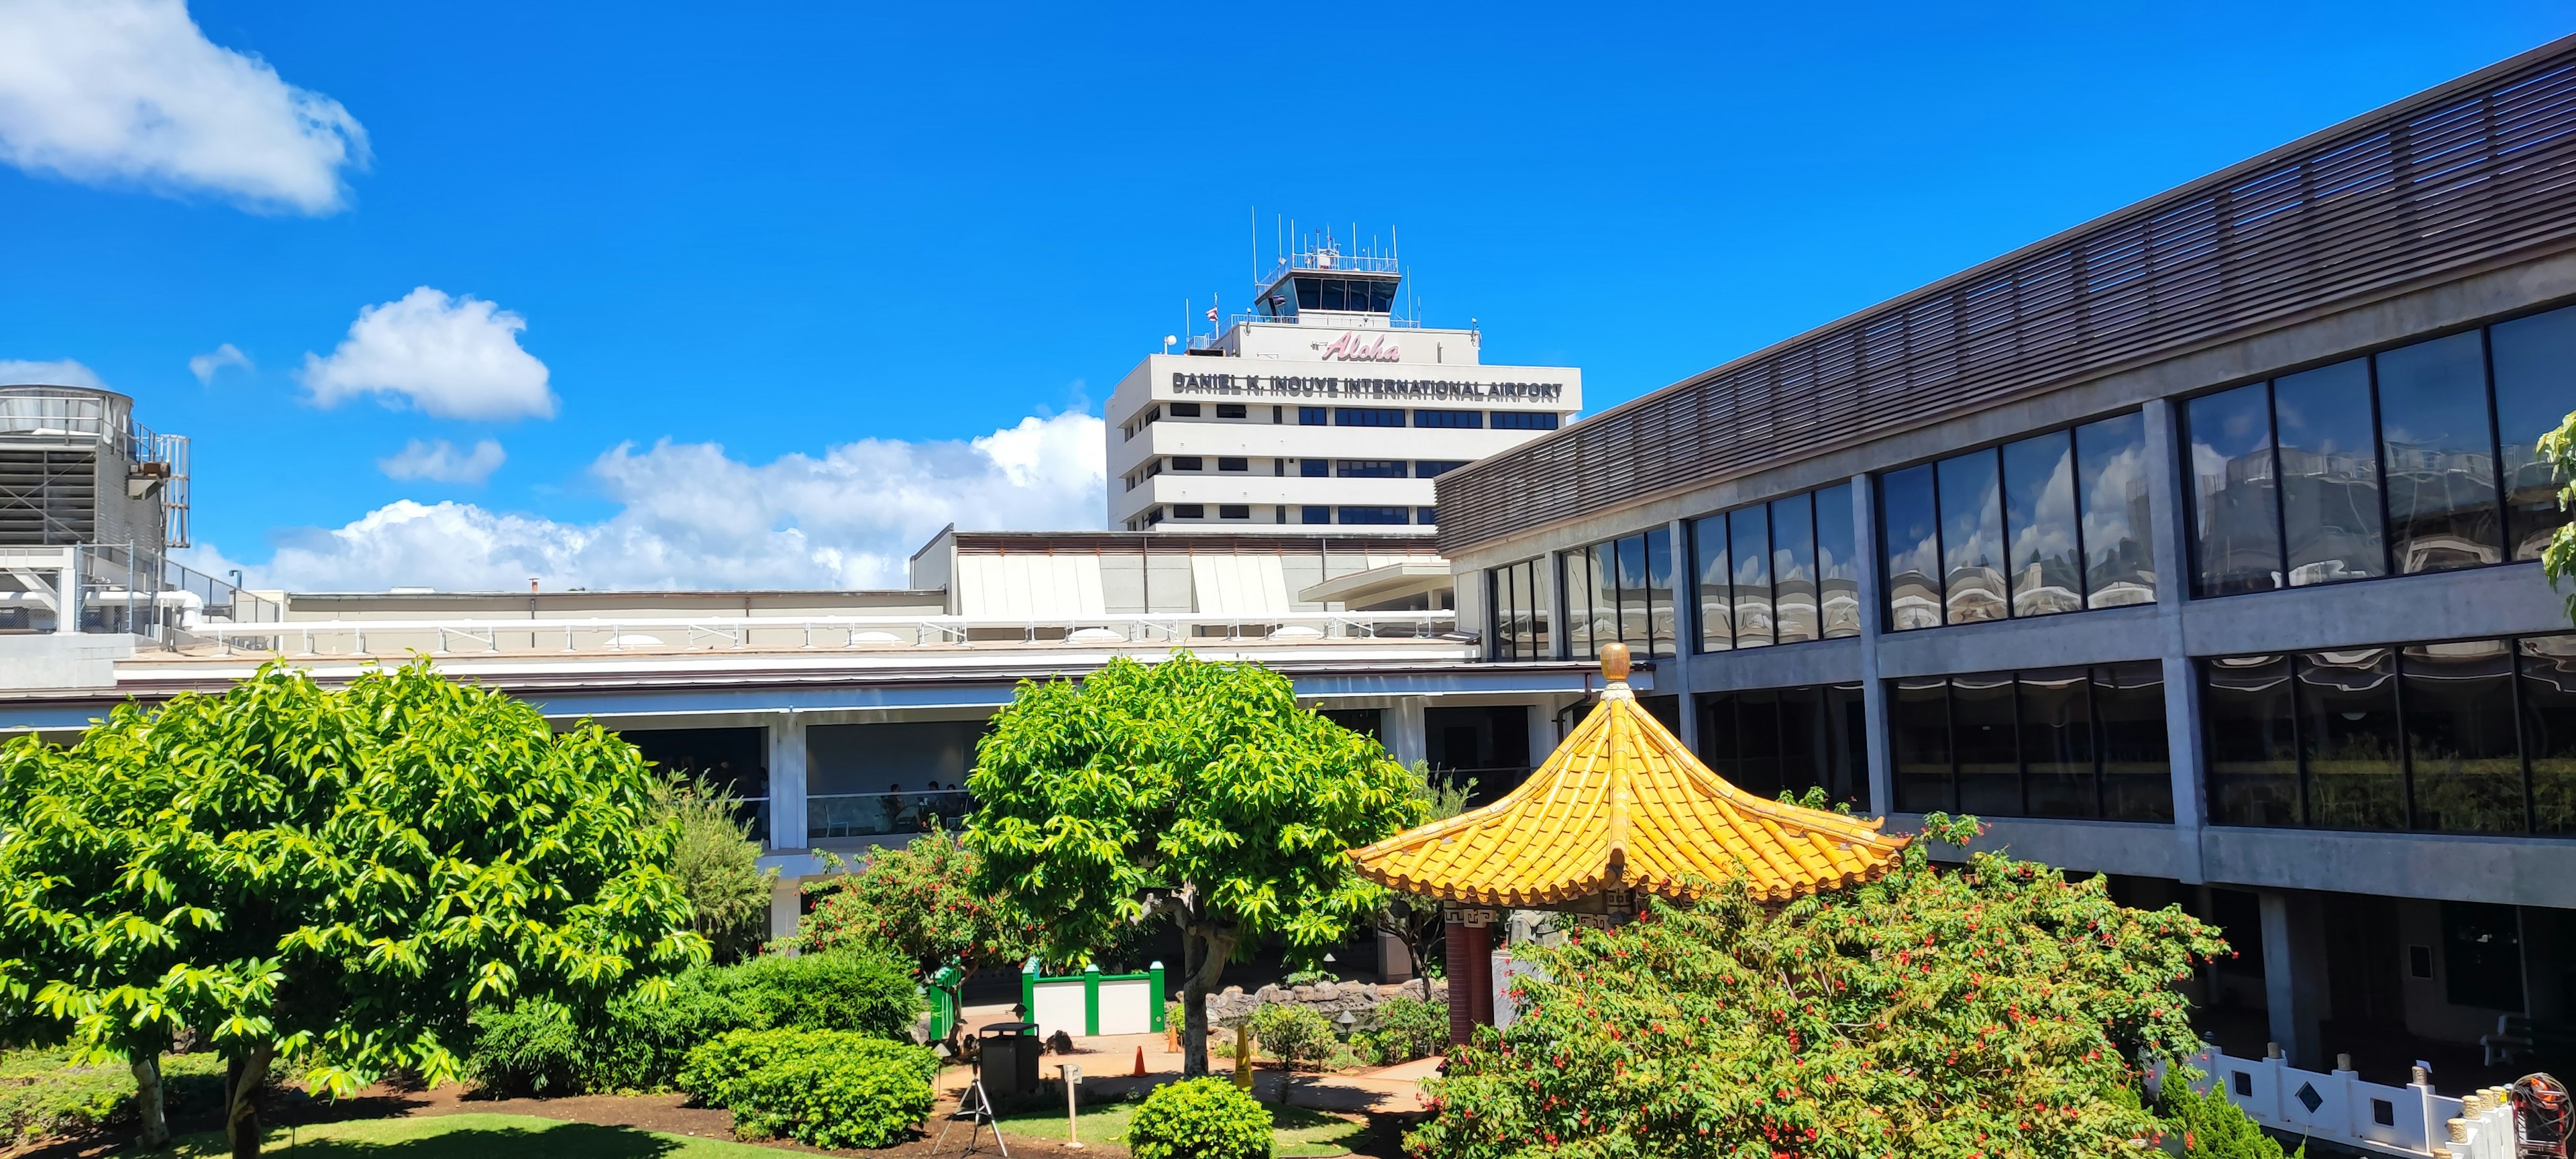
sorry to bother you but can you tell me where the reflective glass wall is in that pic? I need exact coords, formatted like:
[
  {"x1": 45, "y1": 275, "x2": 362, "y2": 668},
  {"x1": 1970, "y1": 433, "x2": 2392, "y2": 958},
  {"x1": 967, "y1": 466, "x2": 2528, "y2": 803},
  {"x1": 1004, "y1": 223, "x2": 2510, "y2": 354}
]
[
  {"x1": 1886, "y1": 662, "x2": 2172, "y2": 820},
  {"x1": 1688, "y1": 483, "x2": 1860, "y2": 651},
  {"x1": 1485, "y1": 557, "x2": 1554, "y2": 661},
  {"x1": 1695, "y1": 683, "x2": 1870, "y2": 812},
  {"x1": 1878, "y1": 413, "x2": 2157, "y2": 631},
  {"x1": 1560, "y1": 527, "x2": 1676, "y2": 659},
  {"x1": 2183, "y1": 303, "x2": 2576, "y2": 596},
  {"x1": 2200, "y1": 633, "x2": 2576, "y2": 834}
]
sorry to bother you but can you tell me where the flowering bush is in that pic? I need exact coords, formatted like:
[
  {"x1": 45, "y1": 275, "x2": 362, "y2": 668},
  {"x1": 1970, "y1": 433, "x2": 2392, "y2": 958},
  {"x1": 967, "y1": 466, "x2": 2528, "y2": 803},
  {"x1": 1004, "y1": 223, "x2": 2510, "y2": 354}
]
[
  {"x1": 1405, "y1": 814, "x2": 2230, "y2": 1159},
  {"x1": 1125, "y1": 1077, "x2": 1273, "y2": 1159},
  {"x1": 794, "y1": 825, "x2": 1036, "y2": 981}
]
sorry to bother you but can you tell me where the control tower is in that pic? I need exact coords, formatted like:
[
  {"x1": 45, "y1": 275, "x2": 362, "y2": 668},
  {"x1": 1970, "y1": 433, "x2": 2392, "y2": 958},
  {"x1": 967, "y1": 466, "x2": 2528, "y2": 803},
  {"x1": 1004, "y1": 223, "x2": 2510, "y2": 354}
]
[{"x1": 1104, "y1": 229, "x2": 1582, "y2": 533}]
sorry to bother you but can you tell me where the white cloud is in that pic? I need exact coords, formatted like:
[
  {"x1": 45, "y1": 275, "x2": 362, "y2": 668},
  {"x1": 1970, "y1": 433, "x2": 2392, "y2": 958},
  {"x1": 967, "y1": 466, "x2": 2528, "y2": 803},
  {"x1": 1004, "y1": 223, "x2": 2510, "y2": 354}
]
[
  {"x1": 237, "y1": 411, "x2": 1108, "y2": 592},
  {"x1": 0, "y1": 357, "x2": 105, "y2": 388},
  {"x1": 301, "y1": 288, "x2": 557, "y2": 421},
  {"x1": 0, "y1": 0, "x2": 366, "y2": 214},
  {"x1": 187, "y1": 341, "x2": 251, "y2": 384},
  {"x1": 378, "y1": 437, "x2": 506, "y2": 485}
]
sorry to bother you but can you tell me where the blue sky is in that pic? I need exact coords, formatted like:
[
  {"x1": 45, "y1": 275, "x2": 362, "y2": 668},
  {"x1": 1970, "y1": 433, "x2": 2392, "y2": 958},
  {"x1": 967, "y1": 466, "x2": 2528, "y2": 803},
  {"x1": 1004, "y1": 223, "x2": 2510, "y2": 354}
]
[{"x1": 1, "y1": 1, "x2": 2567, "y2": 590}]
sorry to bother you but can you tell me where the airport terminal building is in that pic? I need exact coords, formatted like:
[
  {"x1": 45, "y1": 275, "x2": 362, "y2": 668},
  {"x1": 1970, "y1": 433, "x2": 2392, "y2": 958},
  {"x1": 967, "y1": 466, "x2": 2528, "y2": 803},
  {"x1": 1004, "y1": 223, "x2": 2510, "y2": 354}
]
[{"x1": 1438, "y1": 36, "x2": 2576, "y2": 1078}]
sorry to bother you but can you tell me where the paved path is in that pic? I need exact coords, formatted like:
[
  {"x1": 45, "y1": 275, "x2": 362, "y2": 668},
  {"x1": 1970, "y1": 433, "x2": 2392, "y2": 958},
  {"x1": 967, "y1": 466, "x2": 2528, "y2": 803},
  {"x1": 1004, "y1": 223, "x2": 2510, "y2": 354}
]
[{"x1": 945, "y1": 1004, "x2": 1441, "y2": 1115}]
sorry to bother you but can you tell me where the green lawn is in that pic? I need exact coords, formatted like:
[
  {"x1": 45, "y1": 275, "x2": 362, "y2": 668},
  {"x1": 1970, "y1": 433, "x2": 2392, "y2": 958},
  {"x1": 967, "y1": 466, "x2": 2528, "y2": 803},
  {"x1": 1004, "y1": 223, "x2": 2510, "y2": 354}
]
[
  {"x1": 994, "y1": 1097, "x2": 1365, "y2": 1158},
  {"x1": 165, "y1": 1113, "x2": 776, "y2": 1159}
]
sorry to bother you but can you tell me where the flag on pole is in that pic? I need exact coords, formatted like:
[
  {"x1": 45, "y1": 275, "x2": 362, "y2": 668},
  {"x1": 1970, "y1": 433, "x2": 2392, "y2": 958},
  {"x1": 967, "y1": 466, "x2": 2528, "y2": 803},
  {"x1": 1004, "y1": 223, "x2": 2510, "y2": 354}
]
[{"x1": 1205, "y1": 306, "x2": 1218, "y2": 322}]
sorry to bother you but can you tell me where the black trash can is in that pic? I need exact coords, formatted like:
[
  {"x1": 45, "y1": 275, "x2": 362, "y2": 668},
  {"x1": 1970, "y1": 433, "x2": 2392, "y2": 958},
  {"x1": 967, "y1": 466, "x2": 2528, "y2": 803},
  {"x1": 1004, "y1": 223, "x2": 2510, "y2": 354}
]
[{"x1": 977, "y1": 1021, "x2": 1042, "y2": 1099}]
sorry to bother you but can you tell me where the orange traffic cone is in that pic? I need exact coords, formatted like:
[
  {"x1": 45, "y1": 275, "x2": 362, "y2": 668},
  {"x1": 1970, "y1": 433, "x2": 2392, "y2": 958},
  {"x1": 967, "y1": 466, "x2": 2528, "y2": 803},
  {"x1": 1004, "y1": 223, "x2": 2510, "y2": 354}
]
[{"x1": 1133, "y1": 1045, "x2": 1146, "y2": 1077}]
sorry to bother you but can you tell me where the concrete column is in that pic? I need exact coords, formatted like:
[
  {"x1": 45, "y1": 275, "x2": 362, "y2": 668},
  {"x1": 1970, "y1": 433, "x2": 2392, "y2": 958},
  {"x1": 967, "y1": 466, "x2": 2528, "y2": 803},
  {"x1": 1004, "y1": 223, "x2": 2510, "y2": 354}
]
[
  {"x1": 2142, "y1": 398, "x2": 2208, "y2": 882},
  {"x1": 1850, "y1": 474, "x2": 1894, "y2": 817},
  {"x1": 1666, "y1": 517, "x2": 1701, "y2": 753},
  {"x1": 1385, "y1": 698, "x2": 1428, "y2": 767},
  {"x1": 2259, "y1": 889, "x2": 2331, "y2": 1068},
  {"x1": 1527, "y1": 700, "x2": 1562, "y2": 771},
  {"x1": 53, "y1": 555, "x2": 78, "y2": 635},
  {"x1": 769, "y1": 873, "x2": 803, "y2": 943},
  {"x1": 768, "y1": 712, "x2": 810, "y2": 852}
]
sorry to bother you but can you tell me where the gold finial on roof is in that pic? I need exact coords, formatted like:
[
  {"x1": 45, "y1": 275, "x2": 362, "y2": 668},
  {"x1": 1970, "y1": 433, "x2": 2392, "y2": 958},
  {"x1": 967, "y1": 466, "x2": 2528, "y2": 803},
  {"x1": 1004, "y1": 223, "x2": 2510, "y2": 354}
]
[{"x1": 1600, "y1": 641, "x2": 1631, "y2": 681}]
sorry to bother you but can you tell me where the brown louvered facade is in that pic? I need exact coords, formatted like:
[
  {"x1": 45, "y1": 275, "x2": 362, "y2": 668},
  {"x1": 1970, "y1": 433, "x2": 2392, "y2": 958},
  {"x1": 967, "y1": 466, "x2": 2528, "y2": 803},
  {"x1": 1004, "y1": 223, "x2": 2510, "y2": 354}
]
[{"x1": 1436, "y1": 34, "x2": 2576, "y2": 554}]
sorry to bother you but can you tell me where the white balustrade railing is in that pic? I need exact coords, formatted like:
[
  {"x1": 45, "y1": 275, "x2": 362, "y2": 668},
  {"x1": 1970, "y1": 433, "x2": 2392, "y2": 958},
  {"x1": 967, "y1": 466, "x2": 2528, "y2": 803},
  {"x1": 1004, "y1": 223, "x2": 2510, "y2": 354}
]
[
  {"x1": 2167, "y1": 1046, "x2": 2520, "y2": 1158},
  {"x1": 178, "y1": 610, "x2": 1461, "y2": 657}
]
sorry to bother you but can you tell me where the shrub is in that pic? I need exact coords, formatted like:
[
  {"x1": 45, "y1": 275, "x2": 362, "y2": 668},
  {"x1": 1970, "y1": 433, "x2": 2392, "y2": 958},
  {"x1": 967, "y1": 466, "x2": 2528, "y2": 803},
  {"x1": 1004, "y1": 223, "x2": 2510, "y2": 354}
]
[
  {"x1": 0, "y1": 1050, "x2": 231, "y2": 1143},
  {"x1": 2159, "y1": 1073, "x2": 2304, "y2": 1157},
  {"x1": 663, "y1": 776, "x2": 774, "y2": 964},
  {"x1": 464, "y1": 1003, "x2": 586, "y2": 1098},
  {"x1": 1366, "y1": 996, "x2": 1446, "y2": 1064},
  {"x1": 1124, "y1": 1077, "x2": 1272, "y2": 1159},
  {"x1": 700, "y1": 947, "x2": 922, "y2": 1039},
  {"x1": 794, "y1": 827, "x2": 1036, "y2": 982},
  {"x1": 680, "y1": 1030, "x2": 938, "y2": 1150},
  {"x1": 1246, "y1": 1004, "x2": 1338, "y2": 1073},
  {"x1": 1280, "y1": 969, "x2": 1339, "y2": 988}
]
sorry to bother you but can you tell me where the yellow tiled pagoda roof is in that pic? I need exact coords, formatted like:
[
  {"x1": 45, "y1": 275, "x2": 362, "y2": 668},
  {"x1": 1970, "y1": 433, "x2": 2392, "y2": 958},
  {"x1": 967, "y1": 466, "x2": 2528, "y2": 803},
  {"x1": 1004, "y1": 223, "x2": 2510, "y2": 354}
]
[{"x1": 1349, "y1": 676, "x2": 1909, "y2": 907}]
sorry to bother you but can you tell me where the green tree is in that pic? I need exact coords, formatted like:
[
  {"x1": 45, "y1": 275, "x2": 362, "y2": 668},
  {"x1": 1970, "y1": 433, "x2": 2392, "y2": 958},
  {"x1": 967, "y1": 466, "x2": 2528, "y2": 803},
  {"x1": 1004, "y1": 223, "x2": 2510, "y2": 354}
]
[
  {"x1": 792, "y1": 824, "x2": 1036, "y2": 983},
  {"x1": 1374, "y1": 761, "x2": 1473, "y2": 979},
  {"x1": 1406, "y1": 816, "x2": 2231, "y2": 1158},
  {"x1": 0, "y1": 661, "x2": 705, "y2": 1158},
  {"x1": 2540, "y1": 408, "x2": 2576, "y2": 620},
  {"x1": 663, "y1": 776, "x2": 775, "y2": 964},
  {"x1": 964, "y1": 653, "x2": 1420, "y2": 1078}
]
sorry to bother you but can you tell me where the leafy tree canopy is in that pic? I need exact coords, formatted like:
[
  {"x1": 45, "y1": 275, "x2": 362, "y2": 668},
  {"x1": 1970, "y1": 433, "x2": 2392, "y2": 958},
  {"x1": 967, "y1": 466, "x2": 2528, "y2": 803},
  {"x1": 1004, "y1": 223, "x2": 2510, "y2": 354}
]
[
  {"x1": 791, "y1": 824, "x2": 1036, "y2": 981},
  {"x1": 2542, "y1": 407, "x2": 2576, "y2": 620},
  {"x1": 0, "y1": 661, "x2": 706, "y2": 1156},
  {"x1": 964, "y1": 653, "x2": 1420, "y2": 1076},
  {"x1": 1407, "y1": 818, "x2": 2231, "y2": 1159},
  {"x1": 662, "y1": 777, "x2": 775, "y2": 964}
]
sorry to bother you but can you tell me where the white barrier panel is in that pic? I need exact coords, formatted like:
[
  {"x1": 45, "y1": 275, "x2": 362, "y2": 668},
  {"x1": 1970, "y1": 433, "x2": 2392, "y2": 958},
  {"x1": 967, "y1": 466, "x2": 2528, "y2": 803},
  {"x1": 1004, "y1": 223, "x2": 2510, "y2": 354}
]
[
  {"x1": 1030, "y1": 981, "x2": 1086, "y2": 1040},
  {"x1": 1097, "y1": 977, "x2": 1155, "y2": 1035},
  {"x1": 2174, "y1": 1048, "x2": 2518, "y2": 1158}
]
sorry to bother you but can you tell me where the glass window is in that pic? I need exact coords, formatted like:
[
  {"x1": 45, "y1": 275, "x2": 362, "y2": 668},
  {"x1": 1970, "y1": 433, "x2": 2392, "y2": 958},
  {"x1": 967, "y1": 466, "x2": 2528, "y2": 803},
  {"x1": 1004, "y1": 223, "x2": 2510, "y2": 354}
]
[
  {"x1": 1697, "y1": 694, "x2": 1739, "y2": 779},
  {"x1": 2377, "y1": 331, "x2": 2502, "y2": 573},
  {"x1": 1413, "y1": 409, "x2": 1483, "y2": 429},
  {"x1": 1882, "y1": 464, "x2": 1942, "y2": 630},
  {"x1": 2489, "y1": 305, "x2": 2576, "y2": 561},
  {"x1": 2442, "y1": 901, "x2": 2526, "y2": 1011},
  {"x1": 1646, "y1": 529, "x2": 1676, "y2": 658},
  {"x1": 1335, "y1": 407, "x2": 1406, "y2": 427},
  {"x1": 1490, "y1": 565, "x2": 1519, "y2": 661},
  {"x1": 1891, "y1": 677, "x2": 1953, "y2": 813},
  {"x1": 1170, "y1": 402, "x2": 1202, "y2": 418},
  {"x1": 1730, "y1": 507, "x2": 1773, "y2": 648},
  {"x1": 1492, "y1": 412, "x2": 1560, "y2": 431},
  {"x1": 1218, "y1": 457, "x2": 1248, "y2": 472},
  {"x1": 2520, "y1": 635, "x2": 2576, "y2": 835},
  {"x1": 1591, "y1": 541, "x2": 1620, "y2": 657},
  {"x1": 1560, "y1": 550, "x2": 1595, "y2": 659},
  {"x1": 1615, "y1": 536, "x2": 1650, "y2": 651},
  {"x1": 2096, "y1": 663, "x2": 2173, "y2": 821},
  {"x1": 1174, "y1": 504, "x2": 1205, "y2": 519},
  {"x1": 1337, "y1": 460, "x2": 1407, "y2": 478},
  {"x1": 2204, "y1": 655, "x2": 2298, "y2": 826},
  {"x1": 1418, "y1": 506, "x2": 1439, "y2": 525},
  {"x1": 2401, "y1": 639, "x2": 2523, "y2": 834},
  {"x1": 1216, "y1": 404, "x2": 1246, "y2": 419},
  {"x1": 2075, "y1": 414, "x2": 2157, "y2": 608},
  {"x1": 2272, "y1": 358, "x2": 2385, "y2": 586},
  {"x1": 1734, "y1": 688, "x2": 1782, "y2": 800},
  {"x1": 2187, "y1": 383, "x2": 2283, "y2": 596},
  {"x1": 2297, "y1": 648, "x2": 2404, "y2": 831},
  {"x1": 1951, "y1": 673, "x2": 2019, "y2": 816},
  {"x1": 1778, "y1": 684, "x2": 1824, "y2": 800},
  {"x1": 1293, "y1": 278, "x2": 1321, "y2": 311},
  {"x1": 1336, "y1": 506, "x2": 1408, "y2": 524},
  {"x1": 1218, "y1": 504, "x2": 1250, "y2": 519},
  {"x1": 1173, "y1": 456, "x2": 1203, "y2": 471},
  {"x1": 2019, "y1": 668, "x2": 2096, "y2": 818},
  {"x1": 1416, "y1": 460, "x2": 1469, "y2": 478},
  {"x1": 2002, "y1": 432, "x2": 2082, "y2": 617},
  {"x1": 1487, "y1": 559, "x2": 1553, "y2": 662},
  {"x1": 1299, "y1": 505, "x2": 1329, "y2": 525},
  {"x1": 1771, "y1": 494, "x2": 1819, "y2": 644},
  {"x1": 1939, "y1": 451, "x2": 2007, "y2": 624},
  {"x1": 1526, "y1": 561, "x2": 1552, "y2": 658},
  {"x1": 1692, "y1": 514, "x2": 1731, "y2": 653},
  {"x1": 1826, "y1": 681, "x2": 1871, "y2": 812},
  {"x1": 1814, "y1": 483, "x2": 1862, "y2": 639},
  {"x1": 1299, "y1": 406, "x2": 1328, "y2": 426},
  {"x1": 1299, "y1": 459, "x2": 1328, "y2": 478}
]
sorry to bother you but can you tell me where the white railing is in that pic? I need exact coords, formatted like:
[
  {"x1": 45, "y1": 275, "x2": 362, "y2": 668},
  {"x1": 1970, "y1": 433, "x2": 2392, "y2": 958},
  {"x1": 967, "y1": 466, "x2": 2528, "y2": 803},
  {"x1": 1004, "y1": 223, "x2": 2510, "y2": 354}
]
[
  {"x1": 180, "y1": 610, "x2": 1462, "y2": 657},
  {"x1": 2167, "y1": 1046, "x2": 2520, "y2": 1158}
]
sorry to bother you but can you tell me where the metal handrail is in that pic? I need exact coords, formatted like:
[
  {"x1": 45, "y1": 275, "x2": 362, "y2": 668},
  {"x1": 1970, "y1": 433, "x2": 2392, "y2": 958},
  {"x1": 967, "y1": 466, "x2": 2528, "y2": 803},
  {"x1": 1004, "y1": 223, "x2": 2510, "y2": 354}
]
[{"x1": 179, "y1": 610, "x2": 1461, "y2": 656}]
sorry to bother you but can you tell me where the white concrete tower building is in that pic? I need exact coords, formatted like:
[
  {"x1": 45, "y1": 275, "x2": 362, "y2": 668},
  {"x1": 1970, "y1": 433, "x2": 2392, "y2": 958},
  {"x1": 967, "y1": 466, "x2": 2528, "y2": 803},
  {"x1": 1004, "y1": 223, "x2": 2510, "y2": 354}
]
[{"x1": 1106, "y1": 232, "x2": 1581, "y2": 533}]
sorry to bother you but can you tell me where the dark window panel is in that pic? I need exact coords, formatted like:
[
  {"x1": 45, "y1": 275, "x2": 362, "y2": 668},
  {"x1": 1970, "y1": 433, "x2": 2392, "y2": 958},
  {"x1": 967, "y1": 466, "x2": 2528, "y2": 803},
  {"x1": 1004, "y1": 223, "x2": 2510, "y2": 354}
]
[
  {"x1": 1881, "y1": 465, "x2": 1942, "y2": 631},
  {"x1": 1827, "y1": 681, "x2": 1872, "y2": 812},
  {"x1": 1336, "y1": 506, "x2": 1409, "y2": 525},
  {"x1": 2296, "y1": 648, "x2": 2406, "y2": 831},
  {"x1": 2204, "y1": 655, "x2": 2299, "y2": 825},
  {"x1": 2376, "y1": 331, "x2": 2502, "y2": 574},
  {"x1": 1951, "y1": 673, "x2": 2020, "y2": 815},
  {"x1": 1938, "y1": 450, "x2": 2008, "y2": 625},
  {"x1": 2074, "y1": 413, "x2": 2158, "y2": 608},
  {"x1": 1772, "y1": 495, "x2": 1819, "y2": 643},
  {"x1": 1336, "y1": 459, "x2": 1408, "y2": 478},
  {"x1": 1559, "y1": 550, "x2": 1594, "y2": 660},
  {"x1": 2402, "y1": 639, "x2": 2525, "y2": 834},
  {"x1": 2095, "y1": 662, "x2": 2174, "y2": 821},
  {"x1": 1334, "y1": 407, "x2": 1407, "y2": 427},
  {"x1": 2018, "y1": 667, "x2": 2097, "y2": 818},
  {"x1": 2003, "y1": 431, "x2": 2084, "y2": 618},
  {"x1": 1734, "y1": 688, "x2": 1783, "y2": 801},
  {"x1": 1731, "y1": 508, "x2": 1774, "y2": 648},
  {"x1": 1777, "y1": 685, "x2": 1827, "y2": 802},
  {"x1": 1892, "y1": 677, "x2": 1953, "y2": 813},
  {"x1": 1616, "y1": 535, "x2": 1650, "y2": 653},
  {"x1": 2441, "y1": 901, "x2": 2526, "y2": 1011},
  {"x1": 1413, "y1": 409, "x2": 1483, "y2": 429},
  {"x1": 1490, "y1": 411, "x2": 1560, "y2": 431},
  {"x1": 2273, "y1": 358, "x2": 2385, "y2": 586},
  {"x1": 2520, "y1": 635, "x2": 2576, "y2": 835},
  {"x1": 1645, "y1": 528, "x2": 1676, "y2": 659},
  {"x1": 1692, "y1": 514, "x2": 1732, "y2": 653},
  {"x1": 2186, "y1": 383, "x2": 2284, "y2": 596},
  {"x1": 1814, "y1": 483, "x2": 1862, "y2": 639},
  {"x1": 2489, "y1": 305, "x2": 2576, "y2": 561},
  {"x1": 1696, "y1": 693, "x2": 1738, "y2": 778},
  {"x1": 1298, "y1": 406, "x2": 1328, "y2": 426},
  {"x1": 1490, "y1": 565, "x2": 1519, "y2": 661},
  {"x1": 1299, "y1": 504, "x2": 1329, "y2": 525}
]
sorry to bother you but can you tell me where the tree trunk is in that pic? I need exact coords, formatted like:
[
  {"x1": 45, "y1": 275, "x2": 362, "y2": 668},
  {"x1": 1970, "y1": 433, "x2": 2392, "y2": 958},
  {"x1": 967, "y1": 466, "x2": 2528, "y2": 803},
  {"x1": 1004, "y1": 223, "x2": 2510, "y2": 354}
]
[
  {"x1": 223, "y1": 1044, "x2": 276, "y2": 1159},
  {"x1": 1177, "y1": 921, "x2": 1235, "y2": 1079},
  {"x1": 130, "y1": 1055, "x2": 169, "y2": 1150}
]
